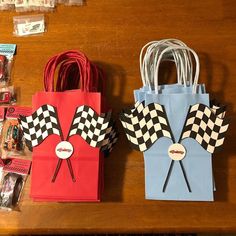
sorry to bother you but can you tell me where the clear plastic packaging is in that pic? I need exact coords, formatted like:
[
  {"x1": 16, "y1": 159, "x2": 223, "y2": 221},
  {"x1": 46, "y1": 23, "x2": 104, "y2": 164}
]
[
  {"x1": 0, "y1": 158, "x2": 31, "y2": 211},
  {"x1": 13, "y1": 14, "x2": 46, "y2": 36},
  {"x1": 42, "y1": 0, "x2": 55, "y2": 11},
  {"x1": 0, "y1": 86, "x2": 16, "y2": 105},
  {"x1": 27, "y1": 0, "x2": 41, "y2": 11},
  {"x1": 0, "y1": 44, "x2": 17, "y2": 87},
  {"x1": 15, "y1": 0, "x2": 55, "y2": 12},
  {"x1": 1, "y1": 120, "x2": 24, "y2": 158},
  {"x1": 1, "y1": 0, "x2": 83, "y2": 11},
  {"x1": 64, "y1": 0, "x2": 84, "y2": 6},
  {"x1": 15, "y1": 0, "x2": 30, "y2": 12},
  {"x1": 0, "y1": 106, "x2": 32, "y2": 158},
  {"x1": 0, "y1": 0, "x2": 15, "y2": 10}
]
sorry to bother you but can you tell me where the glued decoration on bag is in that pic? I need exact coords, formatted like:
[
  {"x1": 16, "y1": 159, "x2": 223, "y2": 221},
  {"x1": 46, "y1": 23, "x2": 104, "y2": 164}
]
[
  {"x1": 120, "y1": 101, "x2": 229, "y2": 153},
  {"x1": 68, "y1": 105, "x2": 112, "y2": 147},
  {"x1": 19, "y1": 104, "x2": 63, "y2": 147},
  {"x1": 122, "y1": 101, "x2": 145, "y2": 118},
  {"x1": 20, "y1": 104, "x2": 116, "y2": 150},
  {"x1": 163, "y1": 101, "x2": 229, "y2": 193},
  {"x1": 68, "y1": 105, "x2": 118, "y2": 155},
  {"x1": 101, "y1": 120, "x2": 119, "y2": 157},
  {"x1": 180, "y1": 102, "x2": 229, "y2": 153},
  {"x1": 210, "y1": 99, "x2": 227, "y2": 118},
  {"x1": 120, "y1": 101, "x2": 173, "y2": 152},
  {"x1": 20, "y1": 104, "x2": 118, "y2": 182},
  {"x1": 120, "y1": 101, "x2": 229, "y2": 192}
]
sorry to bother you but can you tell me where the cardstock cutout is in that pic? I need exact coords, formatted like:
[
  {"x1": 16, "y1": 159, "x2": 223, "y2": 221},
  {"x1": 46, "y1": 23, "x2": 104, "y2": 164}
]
[
  {"x1": 20, "y1": 104, "x2": 118, "y2": 182},
  {"x1": 20, "y1": 104, "x2": 62, "y2": 148},
  {"x1": 120, "y1": 102, "x2": 173, "y2": 152},
  {"x1": 55, "y1": 141, "x2": 74, "y2": 159},
  {"x1": 101, "y1": 121, "x2": 119, "y2": 157},
  {"x1": 120, "y1": 101, "x2": 229, "y2": 193},
  {"x1": 51, "y1": 158, "x2": 76, "y2": 183},
  {"x1": 162, "y1": 159, "x2": 191, "y2": 193},
  {"x1": 210, "y1": 99, "x2": 227, "y2": 118},
  {"x1": 54, "y1": 141, "x2": 75, "y2": 182},
  {"x1": 122, "y1": 101, "x2": 145, "y2": 118},
  {"x1": 20, "y1": 104, "x2": 117, "y2": 153},
  {"x1": 180, "y1": 103, "x2": 229, "y2": 153},
  {"x1": 68, "y1": 105, "x2": 112, "y2": 148},
  {"x1": 168, "y1": 143, "x2": 186, "y2": 161}
]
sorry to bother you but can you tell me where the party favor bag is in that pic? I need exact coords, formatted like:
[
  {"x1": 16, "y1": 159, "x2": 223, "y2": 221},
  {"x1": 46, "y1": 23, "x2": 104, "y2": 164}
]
[
  {"x1": 121, "y1": 45, "x2": 228, "y2": 201},
  {"x1": 20, "y1": 50, "x2": 117, "y2": 202}
]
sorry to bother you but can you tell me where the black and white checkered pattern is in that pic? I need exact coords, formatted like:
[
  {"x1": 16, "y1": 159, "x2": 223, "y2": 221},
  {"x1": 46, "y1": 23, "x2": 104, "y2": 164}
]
[
  {"x1": 122, "y1": 101, "x2": 145, "y2": 118},
  {"x1": 120, "y1": 102, "x2": 173, "y2": 152},
  {"x1": 101, "y1": 121, "x2": 118, "y2": 156},
  {"x1": 180, "y1": 103, "x2": 229, "y2": 153},
  {"x1": 68, "y1": 106, "x2": 111, "y2": 147},
  {"x1": 19, "y1": 104, "x2": 62, "y2": 147},
  {"x1": 210, "y1": 99, "x2": 226, "y2": 119}
]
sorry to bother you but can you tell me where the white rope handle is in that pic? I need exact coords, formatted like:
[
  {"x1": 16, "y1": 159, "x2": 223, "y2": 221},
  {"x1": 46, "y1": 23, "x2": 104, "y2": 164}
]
[
  {"x1": 140, "y1": 39, "x2": 194, "y2": 88},
  {"x1": 154, "y1": 45, "x2": 200, "y2": 94},
  {"x1": 140, "y1": 39, "x2": 182, "y2": 86},
  {"x1": 140, "y1": 40, "x2": 169, "y2": 86}
]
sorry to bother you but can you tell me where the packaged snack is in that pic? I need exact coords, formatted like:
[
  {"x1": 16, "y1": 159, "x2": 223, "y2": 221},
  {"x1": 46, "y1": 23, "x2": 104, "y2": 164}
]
[
  {"x1": 0, "y1": 0, "x2": 15, "y2": 10},
  {"x1": 0, "y1": 86, "x2": 16, "y2": 105},
  {"x1": 15, "y1": 0, "x2": 29, "y2": 12},
  {"x1": 64, "y1": 0, "x2": 84, "y2": 6},
  {"x1": 0, "y1": 44, "x2": 17, "y2": 87},
  {"x1": 42, "y1": 0, "x2": 55, "y2": 11},
  {"x1": 0, "y1": 157, "x2": 31, "y2": 211},
  {"x1": 1, "y1": 106, "x2": 32, "y2": 158},
  {"x1": 13, "y1": 15, "x2": 45, "y2": 36}
]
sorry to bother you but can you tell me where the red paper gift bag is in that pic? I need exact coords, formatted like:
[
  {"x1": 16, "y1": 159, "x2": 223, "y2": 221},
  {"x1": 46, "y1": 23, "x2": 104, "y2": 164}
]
[{"x1": 21, "y1": 50, "x2": 111, "y2": 202}]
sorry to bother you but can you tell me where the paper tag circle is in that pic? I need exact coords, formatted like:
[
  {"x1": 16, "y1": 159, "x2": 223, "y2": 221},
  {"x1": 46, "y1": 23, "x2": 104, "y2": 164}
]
[
  {"x1": 55, "y1": 141, "x2": 74, "y2": 159},
  {"x1": 168, "y1": 143, "x2": 186, "y2": 161}
]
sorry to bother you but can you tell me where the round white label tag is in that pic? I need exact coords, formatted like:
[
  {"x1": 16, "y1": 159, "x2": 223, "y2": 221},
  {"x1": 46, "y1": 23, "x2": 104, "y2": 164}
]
[
  {"x1": 168, "y1": 143, "x2": 186, "y2": 161},
  {"x1": 55, "y1": 141, "x2": 74, "y2": 159}
]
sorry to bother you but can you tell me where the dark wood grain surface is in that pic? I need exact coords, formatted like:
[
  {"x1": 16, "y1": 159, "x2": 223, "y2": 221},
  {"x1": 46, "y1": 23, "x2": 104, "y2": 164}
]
[{"x1": 0, "y1": 0, "x2": 236, "y2": 234}]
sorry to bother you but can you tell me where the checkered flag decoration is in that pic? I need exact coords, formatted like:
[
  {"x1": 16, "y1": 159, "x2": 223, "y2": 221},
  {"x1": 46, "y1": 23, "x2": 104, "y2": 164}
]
[
  {"x1": 101, "y1": 121, "x2": 119, "y2": 156},
  {"x1": 19, "y1": 104, "x2": 62, "y2": 148},
  {"x1": 180, "y1": 102, "x2": 229, "y2": 153},
  {"x1": 210, "y1": 99, "x2": 226, "y2": 119},
  {"x1": 68, "y1": 105, "x2": 117, "y2": 152},
  {"x1": 120, "y1": 102, "x2": 173, "y2": 152},
  {"x1": 122, "y1": 101, "x2": 145, "y2": 118}
]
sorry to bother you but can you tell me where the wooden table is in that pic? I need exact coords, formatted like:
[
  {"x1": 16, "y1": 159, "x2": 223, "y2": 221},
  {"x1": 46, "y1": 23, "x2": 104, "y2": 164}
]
[{"x1": 0, "y1": 0, "x2": 236, "y2": 234}]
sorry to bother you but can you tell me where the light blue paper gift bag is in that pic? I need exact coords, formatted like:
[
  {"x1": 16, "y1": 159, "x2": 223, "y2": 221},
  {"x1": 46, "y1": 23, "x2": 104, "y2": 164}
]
[
  {"x1": 120, "y1": 44, "x2": 229, "y2": 201},
  {"x1": 144, "y1": 46, "x2": 214, "y2": 201}
]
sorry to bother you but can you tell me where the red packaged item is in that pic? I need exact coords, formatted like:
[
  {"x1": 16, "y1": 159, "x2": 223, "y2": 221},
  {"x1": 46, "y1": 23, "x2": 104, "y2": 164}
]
[
  {"x1": 1, "y1": 106, "x2": 32, "y2": 158},
  {"x1": 19, "y1": 50, "x2": 117, "y2": 202},
  {"x1": 0, "y1": 157, "x2": 31, "y2": 211},
  {"x1": 0, "y1": 86, "x2": 16, "y2": 105}
]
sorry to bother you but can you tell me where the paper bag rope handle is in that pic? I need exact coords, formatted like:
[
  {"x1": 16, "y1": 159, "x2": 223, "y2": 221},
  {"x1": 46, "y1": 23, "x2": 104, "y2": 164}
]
[
  {"x1": 56, "y1": 58, "x2": 106, "y2": 94},
  {"x1": 154, "y1": 45, "x2": 200, "y2": 94},
  {"x1": 44, "y1": 50, "x2": 106, "y2": 94},
  {"x1": 139, "y1": 39, "x2": 193, "y2": 87}
]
